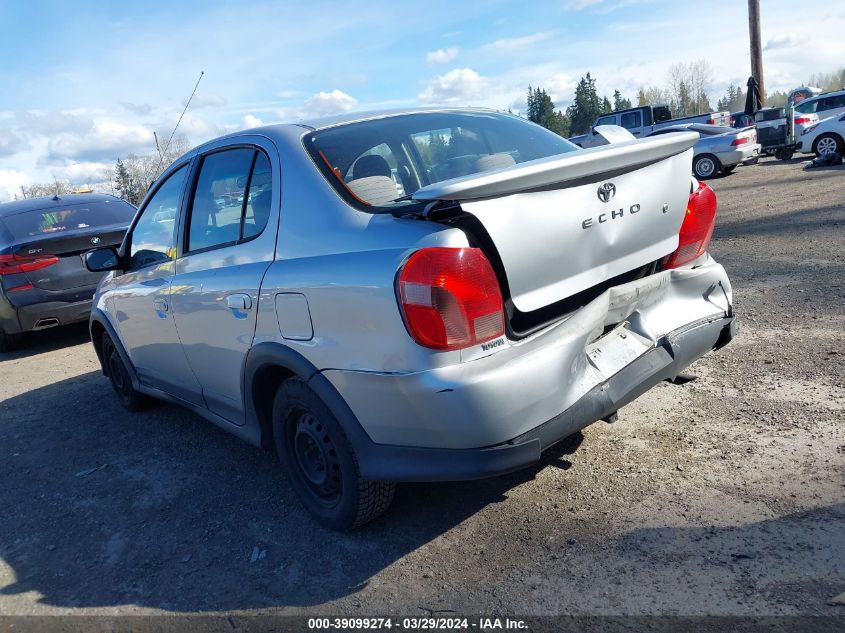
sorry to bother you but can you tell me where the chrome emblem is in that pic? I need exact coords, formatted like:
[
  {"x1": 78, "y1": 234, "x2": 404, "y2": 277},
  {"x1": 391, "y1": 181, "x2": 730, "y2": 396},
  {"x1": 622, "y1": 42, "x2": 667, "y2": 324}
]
[
  {"x1": 597, "y1": 182, "x2": 616, "y2": 203},
  {"x1": 90, "y1": 236, "x2": 101, "y2": 245}
]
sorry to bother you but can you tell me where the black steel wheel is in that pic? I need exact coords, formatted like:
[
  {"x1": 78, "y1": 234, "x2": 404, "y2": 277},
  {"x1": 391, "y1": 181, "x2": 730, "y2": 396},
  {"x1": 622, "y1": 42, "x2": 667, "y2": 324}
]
[
  {"x1": 101, "y1": 332, "x2": 148, "y2": 411},
  {"x1": 273, "y1": 378, "x2": 395, "y2": 530}
]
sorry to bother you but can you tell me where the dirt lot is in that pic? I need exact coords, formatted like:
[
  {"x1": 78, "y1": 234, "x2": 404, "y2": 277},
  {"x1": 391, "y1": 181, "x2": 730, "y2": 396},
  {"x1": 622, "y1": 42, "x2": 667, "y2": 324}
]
[{"x1": 0, "y1": 157, "x2": 843, "y2": 618}]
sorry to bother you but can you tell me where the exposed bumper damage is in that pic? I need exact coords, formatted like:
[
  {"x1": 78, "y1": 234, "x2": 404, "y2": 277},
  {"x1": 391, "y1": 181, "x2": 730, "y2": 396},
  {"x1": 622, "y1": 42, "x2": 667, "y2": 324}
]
[{"x1": 324, "y1": 255, "x2": 734, "y2": 481}]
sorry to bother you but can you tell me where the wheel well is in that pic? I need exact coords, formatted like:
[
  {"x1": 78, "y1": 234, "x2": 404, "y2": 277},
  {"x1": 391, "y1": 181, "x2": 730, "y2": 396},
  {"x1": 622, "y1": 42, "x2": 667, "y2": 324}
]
[
  {"x1": 252, "y1": 364, "x2": 296, "y2": 451},
  {"x1": 90, "y1": 320, "x2": 107, "y2": 374}
]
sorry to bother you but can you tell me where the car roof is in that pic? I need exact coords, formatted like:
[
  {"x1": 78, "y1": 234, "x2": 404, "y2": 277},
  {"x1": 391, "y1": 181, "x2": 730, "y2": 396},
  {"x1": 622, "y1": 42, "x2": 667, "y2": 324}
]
[
  {"x1": 800, "y1": 88, "x2": 845, "y2": 103},
  {"x1": 0, "y1": 193, "x2": 128, "y2": 218},
  {"x1": 188, "y1": 106, "x2": 519, "y2": 155}
]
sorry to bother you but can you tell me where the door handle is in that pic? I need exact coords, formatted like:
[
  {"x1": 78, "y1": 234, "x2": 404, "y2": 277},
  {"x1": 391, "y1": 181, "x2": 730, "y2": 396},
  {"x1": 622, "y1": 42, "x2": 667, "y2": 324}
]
[
  {"x1": 226, "y1": 294, "x2": 252, "y2": 310},
  {"x1": 153, "y1": 298, "x2": 169, "y2": 313}
]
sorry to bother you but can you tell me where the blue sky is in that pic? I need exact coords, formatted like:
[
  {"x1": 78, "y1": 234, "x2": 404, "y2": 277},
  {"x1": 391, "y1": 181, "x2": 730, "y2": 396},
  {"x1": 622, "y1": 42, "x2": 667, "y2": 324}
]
[{"x1": 0, "y1": 0, "x2": 842, "y2": 200}]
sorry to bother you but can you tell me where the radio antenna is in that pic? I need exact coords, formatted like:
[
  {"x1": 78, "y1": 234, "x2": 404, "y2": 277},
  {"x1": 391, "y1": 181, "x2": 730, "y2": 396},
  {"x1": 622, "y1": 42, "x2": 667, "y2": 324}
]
[{"x1": 154, "y1": 70, "x2": 204, "y2": 177}]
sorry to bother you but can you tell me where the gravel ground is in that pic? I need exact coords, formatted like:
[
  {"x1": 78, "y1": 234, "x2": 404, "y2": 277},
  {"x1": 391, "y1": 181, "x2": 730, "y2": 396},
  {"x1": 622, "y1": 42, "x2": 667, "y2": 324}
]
[{"x1": 0, "y1": 156, "x2": 843, "y2": 617}]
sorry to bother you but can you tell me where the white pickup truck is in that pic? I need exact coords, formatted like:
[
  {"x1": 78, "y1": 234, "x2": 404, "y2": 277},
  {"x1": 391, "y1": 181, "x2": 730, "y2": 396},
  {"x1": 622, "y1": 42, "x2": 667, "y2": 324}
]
[{"x1": 570, "y1": 105, "x2": 733, "y2": 148}]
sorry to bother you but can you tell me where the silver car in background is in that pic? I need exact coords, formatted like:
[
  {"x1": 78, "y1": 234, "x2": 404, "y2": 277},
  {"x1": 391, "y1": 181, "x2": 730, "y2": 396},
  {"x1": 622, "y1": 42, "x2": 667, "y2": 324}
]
[
  {"x1": 84, "y1": 108, "x2": 735, "y2": 529},
  {"x1": 649, "y1": 123, "x2": 760, "y2": 179}
]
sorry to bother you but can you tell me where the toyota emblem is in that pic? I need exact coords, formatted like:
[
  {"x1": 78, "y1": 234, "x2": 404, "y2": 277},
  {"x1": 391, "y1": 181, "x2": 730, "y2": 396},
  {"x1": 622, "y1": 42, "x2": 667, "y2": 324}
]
[{"x1": 597, "y1": 182, "x2": 616, "y2": 203}]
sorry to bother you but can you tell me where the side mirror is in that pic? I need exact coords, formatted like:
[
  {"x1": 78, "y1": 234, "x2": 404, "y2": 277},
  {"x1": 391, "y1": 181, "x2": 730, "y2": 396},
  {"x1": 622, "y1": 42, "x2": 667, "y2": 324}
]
[{"x1": 84, "y1": 247, "x2": 121, "y2": 272}]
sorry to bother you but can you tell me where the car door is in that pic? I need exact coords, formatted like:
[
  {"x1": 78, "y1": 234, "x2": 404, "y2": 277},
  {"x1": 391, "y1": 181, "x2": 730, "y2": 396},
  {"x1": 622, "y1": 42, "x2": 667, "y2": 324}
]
[
  {"x1": 109, "y1": 163, "x2": 204, "y2": 404},
  {"x1": 169, "y1": 141, "x2": 278, "y2": 424}
]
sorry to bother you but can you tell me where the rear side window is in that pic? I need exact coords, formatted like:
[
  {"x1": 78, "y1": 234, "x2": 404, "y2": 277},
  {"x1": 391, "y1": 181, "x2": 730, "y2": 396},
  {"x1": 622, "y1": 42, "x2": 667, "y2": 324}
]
[
  {"x1": 0, "y1": 199, "x2": 135, "y2": 240},
  {"x1": 186, "y1": 148, "x2": 272, "y2": 252},
  {"x1": 795, "y1": 100, "x2": 818, "y2": 114},
  {"x1": 822, "y1": 94, "x2": 845, "y2": 111},
  {"x1": 620, "y1": 111, "x2": 642, "y2": 130}
]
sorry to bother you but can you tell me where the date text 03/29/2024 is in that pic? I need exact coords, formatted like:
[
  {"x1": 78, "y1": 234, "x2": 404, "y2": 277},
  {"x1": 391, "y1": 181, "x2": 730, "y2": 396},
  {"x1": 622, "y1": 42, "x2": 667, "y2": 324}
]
[{"x1": 307, "y1": 617, "x2": 529, "y2": 631}]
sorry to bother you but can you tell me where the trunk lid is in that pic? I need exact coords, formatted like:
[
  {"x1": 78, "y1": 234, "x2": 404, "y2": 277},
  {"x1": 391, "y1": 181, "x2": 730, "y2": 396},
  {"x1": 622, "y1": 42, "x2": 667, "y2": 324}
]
[
  {"x1": 412, "y1": 132, "x2": 697, "y2": 313},
  {"x1": 12, "y1": 225, "x2": 127, "y2": 291}
]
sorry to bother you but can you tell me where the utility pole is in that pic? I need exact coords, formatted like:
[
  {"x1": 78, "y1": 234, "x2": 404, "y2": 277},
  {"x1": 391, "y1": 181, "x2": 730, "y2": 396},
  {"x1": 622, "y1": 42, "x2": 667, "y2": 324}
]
[{"x1": 748, "y1": 0, "x2": 765, "y2": 103}]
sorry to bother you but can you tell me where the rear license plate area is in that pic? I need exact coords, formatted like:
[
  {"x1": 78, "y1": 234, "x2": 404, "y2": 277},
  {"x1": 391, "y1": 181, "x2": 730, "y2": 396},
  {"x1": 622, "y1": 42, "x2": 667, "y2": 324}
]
[{"x1": 586, "y1": 322, "x2": 654, "y2": 378}]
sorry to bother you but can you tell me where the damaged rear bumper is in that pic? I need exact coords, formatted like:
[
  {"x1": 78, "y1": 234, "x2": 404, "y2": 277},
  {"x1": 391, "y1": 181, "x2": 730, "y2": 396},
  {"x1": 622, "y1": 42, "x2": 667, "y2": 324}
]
[
  {"x1": 344, "y1": 314, "x2": 733, "y2": 482},
  {"x1": 323, "y1": 256, "x2": 734, "y2": 482}
]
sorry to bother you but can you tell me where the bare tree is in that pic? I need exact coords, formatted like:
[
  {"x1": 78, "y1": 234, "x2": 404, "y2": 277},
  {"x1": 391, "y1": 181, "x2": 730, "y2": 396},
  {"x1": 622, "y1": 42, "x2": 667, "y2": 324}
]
[
  {"x1": 112, "y1": 134, "x2": 192, "y2": 205},
  {"x1": 17, "y1": 179, "x2": 72, "y2": 200},
  {"x1": 666, "y1": 60, "x2": 714, "y2": 116}
]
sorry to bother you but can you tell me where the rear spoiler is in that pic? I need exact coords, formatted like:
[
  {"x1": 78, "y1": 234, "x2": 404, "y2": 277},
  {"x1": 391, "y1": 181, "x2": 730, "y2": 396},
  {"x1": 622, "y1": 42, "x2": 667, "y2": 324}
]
[{"x1": 412, "y1": 132, "x2": 699, "y2": 203}]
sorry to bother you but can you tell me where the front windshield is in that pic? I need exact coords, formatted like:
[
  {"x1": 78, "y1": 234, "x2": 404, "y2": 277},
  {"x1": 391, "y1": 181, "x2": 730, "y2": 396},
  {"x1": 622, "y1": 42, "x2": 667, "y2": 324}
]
[{"x1": 307, "y1": 111, "x2": 579, "y2": 209}]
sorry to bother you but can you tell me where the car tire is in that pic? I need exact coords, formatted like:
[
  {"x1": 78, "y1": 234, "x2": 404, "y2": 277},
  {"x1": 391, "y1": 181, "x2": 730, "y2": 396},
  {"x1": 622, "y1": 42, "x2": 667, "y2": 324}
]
[
  {"x1": 813, "y1": 133, "x2": 843, "y2": 157},
  {"x1": 273, "y1": 378, "x2": 395, "y2": 530},
  {"x1": 101, "y1": 332, "x2": 149, "y2": 412},
  {"x1": 693, "y1": 154, "x2": 720, "y2": 179},
  {"x1": 0, "y1": 329, "x2": 22, "y2": 353}
]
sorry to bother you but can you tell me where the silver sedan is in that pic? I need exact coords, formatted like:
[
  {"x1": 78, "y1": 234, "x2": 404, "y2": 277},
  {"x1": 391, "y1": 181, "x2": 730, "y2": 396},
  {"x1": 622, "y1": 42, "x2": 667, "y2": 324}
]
[{"x1": 649, "y1": 123, "x2": 760, "y2": 179}]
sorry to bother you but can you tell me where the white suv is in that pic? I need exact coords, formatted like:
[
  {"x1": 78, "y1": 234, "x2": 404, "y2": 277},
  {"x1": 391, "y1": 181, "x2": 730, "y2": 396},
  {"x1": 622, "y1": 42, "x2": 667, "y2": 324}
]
[{"x1": 794, "y1": 89, "x2": 845, "y2": 123}]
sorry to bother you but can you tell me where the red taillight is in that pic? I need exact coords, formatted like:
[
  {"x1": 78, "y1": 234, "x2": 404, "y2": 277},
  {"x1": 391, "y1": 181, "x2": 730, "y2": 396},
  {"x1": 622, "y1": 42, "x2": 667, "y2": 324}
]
[
  {"x1": 707, "y1": 118, "x2": 715, "y2": 125},
  {"x1": 6, "y1": 282, "x2": 34, "y2": 292},
  {"x1": 794, "y1": 117, "x2": 812, "y2": 125},
  {"x1": 731, "y1": 137, "x2": 749, "y2": 146},
  {"x1": 663, "y1": 181, "x2": 718, "y2": 269},
  {"x1": 398, "y1": 247, "x2": 505, "y2": 351},
  {"x1": 0, "y1": 253, "x2": 60, "y2": 275}
]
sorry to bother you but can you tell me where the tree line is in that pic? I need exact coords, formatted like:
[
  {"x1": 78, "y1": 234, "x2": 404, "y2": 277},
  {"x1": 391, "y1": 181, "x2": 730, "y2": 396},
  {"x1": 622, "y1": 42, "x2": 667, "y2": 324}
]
[
  {"x1": 528, "y1": 60, "x2": 716, "y2": 137},
  {"x1": 529, "y1": 64, "x2": 845, "y2": 139}
]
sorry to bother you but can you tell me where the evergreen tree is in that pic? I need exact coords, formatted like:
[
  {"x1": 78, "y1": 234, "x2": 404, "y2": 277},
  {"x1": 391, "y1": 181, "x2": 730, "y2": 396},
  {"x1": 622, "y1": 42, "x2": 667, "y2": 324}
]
[
  {"x1": 566, "y1": 73, "x2": 603, "y2": 135},
  {"x1": 613, "y1": 90, "x2": 632, "y2": 110},
  {"x1": 675, "y1": 80, "x2": 692, "y2": 117},
  {"x1": 525, "y1": 86, "x2": 570, "y2": 137},
  {"x1": 601, "y1": 96, "x2": 612, "y2": 113}
]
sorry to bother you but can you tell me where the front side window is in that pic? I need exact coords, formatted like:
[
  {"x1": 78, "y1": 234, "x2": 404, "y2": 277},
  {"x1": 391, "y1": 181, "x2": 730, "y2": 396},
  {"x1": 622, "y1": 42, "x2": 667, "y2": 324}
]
[
  {"x1": 595, "y1": 115, "x2": 616, "y2": 127},
  {"x1": 186, "y1": 148, "x2": 273, "y2": 252},
  {"x1": 129, "y1": 165, "x2": 187, "y2": 270},
  {"x1": 620, "y1": 111, "x2": 642, "y2": 130},
  {"x1": 308, "y1": 111, "x2": 579, "y2": 209}
]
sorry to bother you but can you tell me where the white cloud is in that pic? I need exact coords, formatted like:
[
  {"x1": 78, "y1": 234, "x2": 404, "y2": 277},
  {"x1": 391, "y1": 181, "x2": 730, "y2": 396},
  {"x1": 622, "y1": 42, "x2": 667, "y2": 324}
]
[
  {"x1": 273, "y1": 89, "x2": 359, "y2": 122},
  {"x1": 48, "y1": 121, "x2": 154, "y2": 162},
  {"x1": 0, "y1": 169, "x2": 30, "y2": 202},
  {"x1": 565, "y1": 0, "x2": 651, "y2": 12},
  {"x1": 545, "y1": 73, "x2": 574, "y2": 103},
  {"x1": 764, "y1": 34, "x2": 799, "y2": 51},
  {"x1": 302, "y1": 89, "x2": 358, "y2": 116},
  {"x1": 50, "y1": 161, "x2": 113, "y2": 185},
  {"x1": 564, "y1": 0, "x2": 603, "y2": 10},
  {"x1": 241, "y1": 114, "x2": 263, "y2": 129},
  {"x1": 184, "y1": 93, "x2": 227, "y2": 109},
  {"x1": 0, "y1": 129, "x2": 29, "y2": 157},
  {"x1": 16, "y1": 110, "x2": 93, "y2": 136},
  {"x1": 426, "y1": 47, "x2": 459, "y2": 64},
  {"x1": 484, "y1": 32, "x2": 552, "y2": 50},
  {"x1": 419, "y1": 68, "x2": 490, "y2": 104}
]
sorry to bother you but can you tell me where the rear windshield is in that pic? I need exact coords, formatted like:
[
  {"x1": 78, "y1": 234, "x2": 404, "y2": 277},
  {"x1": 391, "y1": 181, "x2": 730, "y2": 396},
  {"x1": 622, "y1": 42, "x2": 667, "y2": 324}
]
[
  {"x1": 306, "y1": 111, "x2": 579, "y2": 209},
  {"x1": 0, "y1": 199, "x2": 136, "y2": 240}
]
